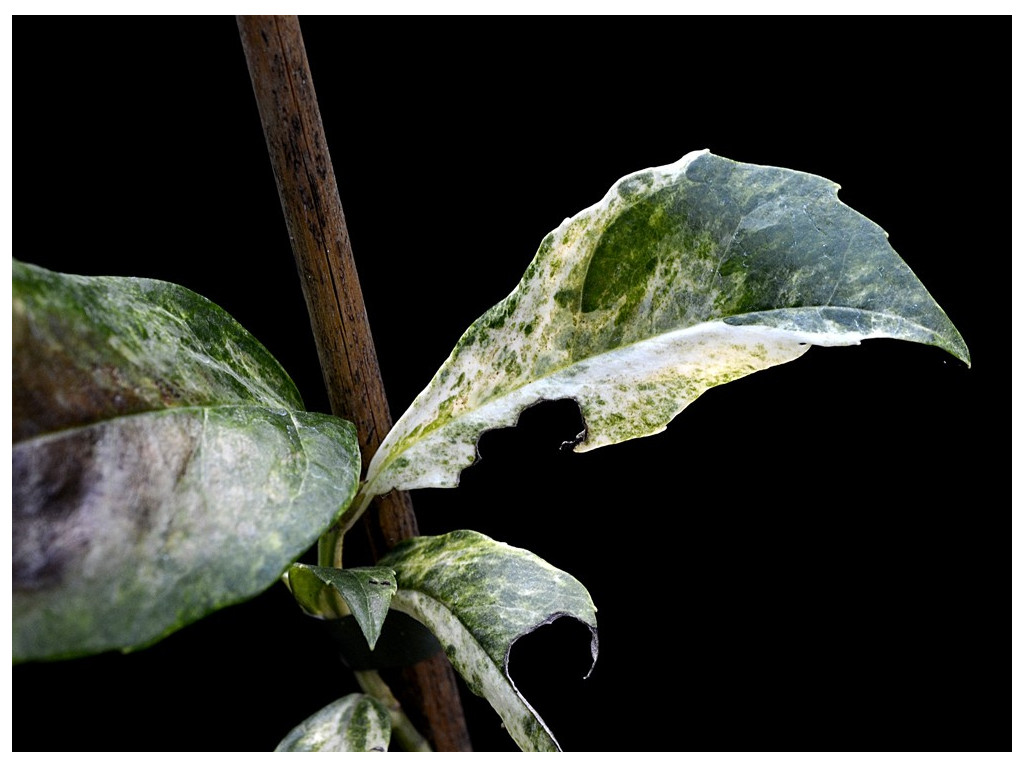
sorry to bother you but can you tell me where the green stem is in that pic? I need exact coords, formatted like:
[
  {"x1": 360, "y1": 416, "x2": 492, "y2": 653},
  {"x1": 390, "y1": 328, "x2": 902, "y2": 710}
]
[
  {"x1": 317, "y1": 522, "x2": 343, "y2": 569},
  {"x1": 354, "y1": 669, "x2": 433, "y2": 752},
  {"x1": 318, "y1": 485, "x2": 375, "y2": 568}
]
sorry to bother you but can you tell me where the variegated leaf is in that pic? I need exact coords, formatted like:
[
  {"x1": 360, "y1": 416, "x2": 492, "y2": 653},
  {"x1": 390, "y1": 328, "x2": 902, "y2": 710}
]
[
  {"x1": 13, "y1": 260, "x2": 361, "y2": 661},
  {"x1": 362, "y1": 150, "x2": 970, "y2": 497},
  {"x1": 275, "y1": 693, "x2": 391, "y2": 752},
  {"x1": 379, "y1": 530, "x2": 598, "y2": 752},
  {"x1": 287, "y1": 564, "x2": 397, "y2": 650},
  {"x1": 13, "y1": 259, "x2": 303, "y2": 439}
]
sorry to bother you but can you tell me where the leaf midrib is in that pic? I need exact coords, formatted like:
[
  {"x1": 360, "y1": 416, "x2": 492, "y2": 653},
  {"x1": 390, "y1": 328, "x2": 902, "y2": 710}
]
[{"x1": 13, "y1": 402, "x2": 298, "y2": 447}]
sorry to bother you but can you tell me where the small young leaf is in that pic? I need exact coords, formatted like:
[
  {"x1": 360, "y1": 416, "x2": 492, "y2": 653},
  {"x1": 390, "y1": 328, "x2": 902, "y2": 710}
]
[
  {"x1": 287, "y1": 564, "x2": 397, "y2": 650},
  {"x1": 12, "y1": 261, "x2": 361, "y2": 661},
  {"x1": 362, "y1": 150, "x2": 970, "y2": 496},
  {"x1": 379, "y1": 530, "x2": 598, "y2": 752},
  {"x1": 275, "y1": 693, "x2": 391, "y2": 752}
]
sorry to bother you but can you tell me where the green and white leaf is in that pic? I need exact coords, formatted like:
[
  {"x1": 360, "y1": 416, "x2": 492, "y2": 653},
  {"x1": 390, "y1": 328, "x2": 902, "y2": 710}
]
[
  {"x1": 12, "y1": 260, "x2": 361, "y2": 661},
  {"x1": 276, "y1": 693, "x2": 391, "y2": 752},
  {"x1": 379, "y1": 530, "x2": 598, "y2": 752},
  {"x1": 287, "y1": 564, "x2": 397, "y2": 650},
  {"x1": 362, "y1": 150, "x2": 970, "y2": 496}
]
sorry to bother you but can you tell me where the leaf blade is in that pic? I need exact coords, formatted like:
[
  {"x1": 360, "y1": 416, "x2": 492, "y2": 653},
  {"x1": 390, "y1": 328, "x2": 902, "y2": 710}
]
[
  {"x1": 275, "y1": 694, "x2": 391, "y2": 752},
  {"x1": 379, "y1": 530, "x2": 598, "y2": 752},
  {"x1": 364, "y1": 150, "x2": 970, "y2": 495},
  {"x1": 13, "y1": 406, "x2": 359, "y2": 661},
  {"x1": 13, "y1": 259, "x2": 303, "y2": 442}
]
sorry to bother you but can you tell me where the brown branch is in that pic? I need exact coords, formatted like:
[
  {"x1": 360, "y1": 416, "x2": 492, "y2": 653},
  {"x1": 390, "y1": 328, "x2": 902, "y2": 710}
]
[{"x1": 236, "y1": 14, "x2": 472, "y2": 752}]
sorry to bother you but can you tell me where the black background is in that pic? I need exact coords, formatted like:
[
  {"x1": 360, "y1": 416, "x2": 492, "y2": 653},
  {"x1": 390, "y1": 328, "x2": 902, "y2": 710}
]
[{"x1": 13, "y1": 16, "x2": 1007, "y2": 752}]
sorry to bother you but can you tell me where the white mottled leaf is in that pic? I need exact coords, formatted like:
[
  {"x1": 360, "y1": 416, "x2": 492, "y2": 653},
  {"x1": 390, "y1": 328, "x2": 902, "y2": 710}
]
[
  {"x1": 12, "y1": 260, "x2": 361, "y2": 661},
  {"x1": 287, "y1": 564, "x2": 397, "y2": 650},
  {"x1": 362, "y1": 150, "x2": 970, "y2": 496},
  {"x1": 276, "y1": 694, "x2": 391, "y2": 752},
  {"x1": 379, "y1": 530, "x2": 598, "y2": 752}
]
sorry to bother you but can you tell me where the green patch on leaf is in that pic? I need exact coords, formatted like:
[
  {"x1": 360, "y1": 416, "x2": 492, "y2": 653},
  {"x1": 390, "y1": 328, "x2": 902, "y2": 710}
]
[
  {"x1": 276, "y1": 694, "x2": 391, "y2": 752},
  {"x1": 361, "y1": 150, "x2": 969, "y2": 497},
  {"x1": 12, "y1": 261, "x2": 361, "y2": 661},
  {"x1": 379, "y1": 530, "x2": 598, "y2": 752}
]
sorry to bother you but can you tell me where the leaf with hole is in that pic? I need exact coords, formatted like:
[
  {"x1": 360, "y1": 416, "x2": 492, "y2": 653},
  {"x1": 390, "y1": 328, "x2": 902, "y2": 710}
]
[
  {"x1": 361, "y1": 150, "x2": 970, "y2": 498},
  {"x1": 379, "y1": 529, "x2": 598, "y2": 752}
]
